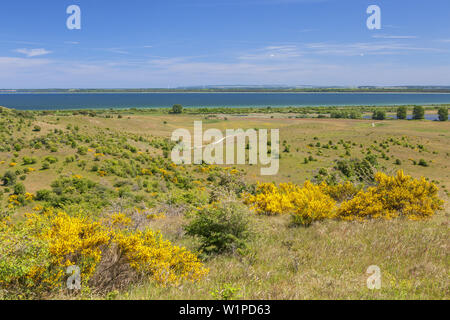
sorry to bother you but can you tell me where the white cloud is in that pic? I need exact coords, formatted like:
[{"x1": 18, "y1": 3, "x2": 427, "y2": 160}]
[
  {"x1": 15, "y1": 48, "x2": 52, "y2": 57},
  {"x1": 304, "y1": 41, "x2": 443, "y2": 56},
  {"x1": 239, "y1": 45, "x2": 302, "y2": 60},
  {"x1": 0, "y1": 57, "x2": 50, "y2": 68},
  {"x1": 372, "y1": 35, "x2": 417, "y2": 39}
]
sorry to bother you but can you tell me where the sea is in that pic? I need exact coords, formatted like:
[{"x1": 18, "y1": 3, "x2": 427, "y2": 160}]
[{"x1": 1, "y1": 92, "x2": 450, "y2": 111}]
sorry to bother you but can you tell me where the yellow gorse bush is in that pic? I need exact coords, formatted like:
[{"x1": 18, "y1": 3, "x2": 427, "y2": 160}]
[
  {"x1": 243, "y1": 182, "x2": 294, "y2": 215},
  {"x1": 114, "y1": 229, "x2": 208, "y2": 286},
  {"x1": 109, "y1": 212, "x2": 133, "y2": 227},
  {"x1": 243, "y1": 181, "x2": 336, "y2": 226},
  {"x1": 20, "y1": 211, "x2": 110, "y2": 289},
  {"x1": 25, "y1": 193, "x2": 34, "y2": 201},
  {"x1": 244, "y1": 171, "x2": 443, "y2": 225},
  {"x1": 1, "y1": 209, "x2": 208, "y2": 298},
  {"x1": 290, "y1": 181, "x2": 337, "y2": 226},
  {"x1": 320, "y1": 181, "x2": 361, "y2": 202},
  {"x1": 8, "y1": 195, "x2": 20, "y2": 206},
  {"x1": 337, "y1": 170, "x2": 444, "y2": 221}
]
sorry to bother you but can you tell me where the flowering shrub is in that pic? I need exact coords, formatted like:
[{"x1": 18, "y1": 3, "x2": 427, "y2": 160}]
[
  {"x1": 109, "y1": 212, "x2": 133, "y2": 227},
  {"x1": 0, "y1": 209, "x2": 208, "y2": 298},
  {"x1": 290, "y1": 181, "x2": 337, "y2": 226},
  {"x1": 337, "y1": 170, "x2": 444, "y2": 221},
  {"x1": 8, "y1": 192, "x2": 34, "y2": 208},
  {"x1": 320, "y1": 181, "x2": 361, "y2": 202},
  {"x1": 244, "y1": 171, "x2": 443, "y2": 225},
  {"x1": 243, "y1": 182, "x2": 336, "y2": 226},
  {"x1": 113, "y1": 229, "x2": 208, "y2": 286},
  {"x1": 243, "y1": 183, "x2": 294, "y2": 215}
]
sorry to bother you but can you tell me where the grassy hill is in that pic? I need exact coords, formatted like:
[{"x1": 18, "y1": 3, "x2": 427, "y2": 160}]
[{"x1": 0, "y1": 107, "x2": 448, "y2": 300}]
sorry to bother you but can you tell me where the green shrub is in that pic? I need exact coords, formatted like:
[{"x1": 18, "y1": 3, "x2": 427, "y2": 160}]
[
  {"x1": 397, "y1": 106, "x2": 407, "y2": 120},
  {"x1": 35, "y1": 189, "x2": 52, "y2": 201},
  {"x1": 372, "y1": 110, "x2": 386, "y2": 120},
  {"x1": 185, "y1": 201, "x2": 252, "y2": 255},
  {"x1": 13, "y1": 183, "x2": 26, "y2": 195},
  {"x1": 170, "y1": 104, "x2": 183, "y2": 114},
  {"x1": 438, "y1": 107, "x2": 448, "y2": 122},
  {"x1": 418, "y1": 159, "x2": 429, "y2": 167},
  {"x1": 13, "y1": 144, "x2": 22, "y2": 152},
  {"x1": 44, "y1": 156, "x2": 58, "y2": 164},
  {"x1": 41, "y1": 162, "x2": 50, "y2": 170},
  {"x1": 22, "y1": 157, "x2": 37, "y2": 165},
  {"x1": 334, "y1": 156, "x2": 378, "y2": 183},
  {"x1": 77, "y1": 146, "x2": 88, "y2": 155},
  {"x1": 413, "y1": 106, "x2": 425, "y2": 120},
  {"x1": 1, "y1": 171, "x2": 17, "y2": 186},
  {"x1": 0, "y1": 223, "x2": 51, "y2": 299}
]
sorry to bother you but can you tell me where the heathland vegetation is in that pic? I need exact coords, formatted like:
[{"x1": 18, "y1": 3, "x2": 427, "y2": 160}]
[{"x1": 0, "y1": 105, "x2": 448, "y2": 300}]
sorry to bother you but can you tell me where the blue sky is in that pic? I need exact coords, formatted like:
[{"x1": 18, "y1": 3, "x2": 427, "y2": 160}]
[{"x1": 1, "y1": 0, "x2": 450, "y2": 88}]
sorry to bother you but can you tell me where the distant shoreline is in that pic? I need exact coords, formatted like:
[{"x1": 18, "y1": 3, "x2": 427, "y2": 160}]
[
  {"x1": 2, "y1": 87, "x2": 450, "y2": 94},
  {"x1": 2, "y1": 91, "x2": 450, "y2": 95}
]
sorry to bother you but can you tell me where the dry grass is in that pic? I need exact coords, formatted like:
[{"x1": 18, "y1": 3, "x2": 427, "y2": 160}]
[{"x1": 105, "y1": 210, "x2": 448, "y2": 300}]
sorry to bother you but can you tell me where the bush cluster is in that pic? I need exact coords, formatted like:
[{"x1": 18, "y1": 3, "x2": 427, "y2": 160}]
[
  {"x1": 0, "y1": 209, "x2": 208, "y2": 299},
  {"x1": 243, "y1": 171, "x2": 443, "y2": 226}
]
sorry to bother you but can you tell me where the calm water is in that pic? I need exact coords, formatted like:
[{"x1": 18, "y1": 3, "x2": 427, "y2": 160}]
[
  {"x1": 363, "y1": 114, "x2": 450, "y2": 121},
  {"x1": 1, "y1": 92, "x2": 450, "y2": 110}
]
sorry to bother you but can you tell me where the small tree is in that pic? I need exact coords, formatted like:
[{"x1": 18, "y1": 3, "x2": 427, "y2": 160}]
[
  {"x1": 171, "y1": 104, "x2": 183, "y2": 114},
  {"x1": 397, "y1": 106, "x2": 407, "y2": 120},
  {"x1": 372, "y1": 110, "x2": 386, "y2": 120},
  {"x1": 438, "y1": 107, "x2": 448, "y2": 121},
  {"x1": 413, "y1": 106, "x2": 425, "y2": 120}
]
